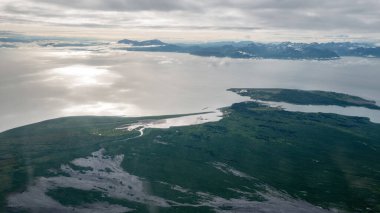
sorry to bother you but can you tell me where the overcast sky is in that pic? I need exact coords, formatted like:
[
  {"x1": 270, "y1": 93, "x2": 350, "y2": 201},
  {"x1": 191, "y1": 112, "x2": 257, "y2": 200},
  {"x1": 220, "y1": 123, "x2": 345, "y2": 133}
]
[{"x1": 1, "y1": 0, "x2": 380, "y2": 42}]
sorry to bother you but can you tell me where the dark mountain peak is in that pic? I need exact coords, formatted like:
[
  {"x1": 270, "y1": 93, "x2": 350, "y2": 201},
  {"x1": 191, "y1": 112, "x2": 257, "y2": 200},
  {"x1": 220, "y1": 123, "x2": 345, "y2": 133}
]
[
  {"x1": 144, "y1": 39, "x2": 165, "y2": 44},
  {"x1": 118, "y1": 39, "x2": 166, "y2": 46},
  {"x1": 118, "y1": 39, "x2": 135, "y2": 44}
]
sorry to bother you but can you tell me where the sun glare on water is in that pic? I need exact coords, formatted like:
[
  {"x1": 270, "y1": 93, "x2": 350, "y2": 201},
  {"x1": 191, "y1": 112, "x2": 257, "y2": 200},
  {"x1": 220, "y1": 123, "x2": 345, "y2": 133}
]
[
  {"x1": 61, "y1": 102, "x2": 142, "y2": 116},
  {"x1": 50, "y1": 65, "x2": 114, "y2": 87}
]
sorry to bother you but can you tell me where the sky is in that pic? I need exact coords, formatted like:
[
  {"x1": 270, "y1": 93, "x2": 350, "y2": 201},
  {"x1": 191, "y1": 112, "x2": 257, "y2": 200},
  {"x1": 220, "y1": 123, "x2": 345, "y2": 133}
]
[{"x1": 1, "y1": 0, "x2": 380, "y2": 42}]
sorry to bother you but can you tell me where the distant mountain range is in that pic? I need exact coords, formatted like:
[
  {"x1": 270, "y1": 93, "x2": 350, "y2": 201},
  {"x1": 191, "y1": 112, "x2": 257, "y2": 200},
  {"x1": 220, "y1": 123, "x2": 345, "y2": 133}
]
[
  {"x1": 118, "y1": 39, "x2": 380, "y2": 60},
  {"x1": 118, "y1": 39, "x2": 166, "y2": 46}
]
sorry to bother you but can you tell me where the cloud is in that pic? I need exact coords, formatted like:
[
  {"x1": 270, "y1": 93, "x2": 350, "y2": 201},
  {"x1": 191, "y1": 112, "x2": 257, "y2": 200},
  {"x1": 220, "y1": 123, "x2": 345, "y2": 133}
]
[
  {"x1": 0, "y1": 0, "x2": 379, "y2": 41},
  {"x1": 32, "y1": 0, "x2": 202, "y2": 12}
]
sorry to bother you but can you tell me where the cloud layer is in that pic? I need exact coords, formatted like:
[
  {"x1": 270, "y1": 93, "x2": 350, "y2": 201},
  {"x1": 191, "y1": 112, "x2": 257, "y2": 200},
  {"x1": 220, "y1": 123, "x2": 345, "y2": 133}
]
[{"x1": 1, "y1": 0, "x2": 380, "y2": 41}]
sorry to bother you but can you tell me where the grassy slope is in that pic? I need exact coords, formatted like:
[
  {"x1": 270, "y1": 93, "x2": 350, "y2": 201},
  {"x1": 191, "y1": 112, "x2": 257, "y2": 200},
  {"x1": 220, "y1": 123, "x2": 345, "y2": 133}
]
[
  {"x1": 0, "y1": 114, "x2": 202, "y2": 212},
  {"x1": 1, "y1": 94, "x2": 380, "y2": 212},
  {"x1": 228, "y1": 88, "x2": 380, "y2": 109},
  {"x1": 103, "y1": 102, "x2": 380, "y2": 212}
]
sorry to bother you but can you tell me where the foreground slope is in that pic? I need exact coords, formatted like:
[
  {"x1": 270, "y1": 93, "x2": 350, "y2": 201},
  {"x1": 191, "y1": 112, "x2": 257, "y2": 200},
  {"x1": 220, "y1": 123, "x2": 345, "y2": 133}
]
[{"x1": 1, "y1": 90, "x2": 380, "y2": 212}]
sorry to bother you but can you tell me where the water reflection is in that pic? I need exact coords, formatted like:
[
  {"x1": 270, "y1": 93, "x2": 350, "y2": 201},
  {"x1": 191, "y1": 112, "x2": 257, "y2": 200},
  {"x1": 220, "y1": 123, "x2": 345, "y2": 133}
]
[
  {"x1": 1, "y1": 47, "x2": 380, "y2": 132},
  {"x1": 48, "y1": 65, "x2": 115, "y2": 87},
  {"x1": 62, "y1": 102, "x2": 141, "y2": 116}
]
